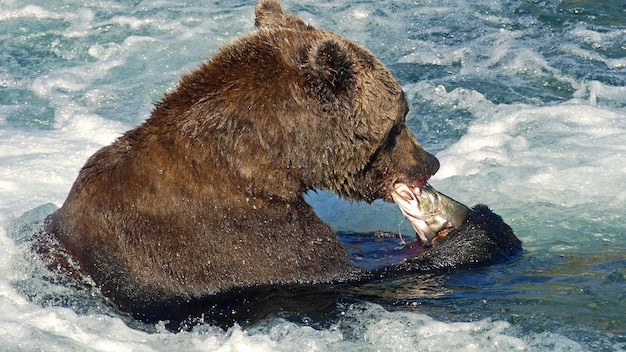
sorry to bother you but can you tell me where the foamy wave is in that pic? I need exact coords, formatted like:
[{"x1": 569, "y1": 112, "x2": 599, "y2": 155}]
[
  {"x1": 574, "y1": 80, "x2": 626, "y2": 106},
  {"x1": 0, "y1": 4, "x2": 61, "y2": 21},
  {"x1": 0, "y1": 298, "x2": 578, "y2": 352},
  {"x1": 431, "y1": 97, "x2": 626, "y2": 212},
  {"x1": 0, "y1": 4, "x2": 95, "y2": 38}
]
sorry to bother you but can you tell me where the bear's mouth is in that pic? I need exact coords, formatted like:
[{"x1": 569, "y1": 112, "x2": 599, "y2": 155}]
[
  {"x1": 389, "y1": 181, "x2": 471, "y2": 245},
  {"x1": 385, "y1": 175, "x2": 429, "y2": 200}
]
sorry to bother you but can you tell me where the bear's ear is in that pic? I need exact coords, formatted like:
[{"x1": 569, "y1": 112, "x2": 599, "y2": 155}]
[
  {"x1": 255, "y1": 0, "x2": 313, "y2": 31},
  {"x1": 306, "y1": 39, "x2": 356, "y2": 102}
]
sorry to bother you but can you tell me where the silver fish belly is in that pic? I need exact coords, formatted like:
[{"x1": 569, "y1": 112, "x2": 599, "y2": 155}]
[{"x1": 391, "y1": 183, "x2": 471, "y2": 244}]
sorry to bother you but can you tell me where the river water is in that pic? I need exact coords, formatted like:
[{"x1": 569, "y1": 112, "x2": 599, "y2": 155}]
[{"x1": 1, "y1": 0, "x2": 625, "y2": 351}]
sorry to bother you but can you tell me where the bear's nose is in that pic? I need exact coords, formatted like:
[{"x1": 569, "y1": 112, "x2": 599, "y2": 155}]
[{"x1": 428, "y1": 152, "x2": 440, "y2": 176}]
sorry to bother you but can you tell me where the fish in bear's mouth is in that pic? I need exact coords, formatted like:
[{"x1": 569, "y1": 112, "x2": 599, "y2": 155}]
[{"x1": 390, "y1": 182, "x2": 471, "y2": 245}]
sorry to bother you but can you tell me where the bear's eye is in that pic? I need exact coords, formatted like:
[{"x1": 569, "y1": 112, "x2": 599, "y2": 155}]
[{"x1": 385, "y1": 123, "x2": 403, "y2": 147}]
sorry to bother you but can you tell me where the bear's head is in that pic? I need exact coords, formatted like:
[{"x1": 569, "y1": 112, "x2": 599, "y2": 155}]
[{"x1": 162, "y1": 0, "x2": 439, "y2": 203}]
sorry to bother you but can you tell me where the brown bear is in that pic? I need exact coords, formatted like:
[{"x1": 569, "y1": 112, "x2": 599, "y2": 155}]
[
  {"x1": 43, "y1": 0, "x2": 439, "y2": 315},
  {"x1": 40, "y1": 0, "x2": 521, "y2": 325}
]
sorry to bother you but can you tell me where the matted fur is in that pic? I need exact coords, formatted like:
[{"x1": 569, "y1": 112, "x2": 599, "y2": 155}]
[{"x1": 44, "y1": 0, "x2": 440, "y2": 313}]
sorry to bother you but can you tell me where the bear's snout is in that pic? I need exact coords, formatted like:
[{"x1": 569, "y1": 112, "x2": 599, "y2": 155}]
[
  {"x1": 426, "y1": 151, "x2": 440, "y2": 177},
  {"x1": 390, "y1": 128, "x2": 440, "y2": 189},
  {"x1": 410, "y1": 152, "x2": 439, "y2": 190}
]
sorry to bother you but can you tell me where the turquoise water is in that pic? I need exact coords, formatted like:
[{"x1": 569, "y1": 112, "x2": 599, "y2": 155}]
[{"x1": 1, "y1": 0, "x2": 625, "y2": 350}]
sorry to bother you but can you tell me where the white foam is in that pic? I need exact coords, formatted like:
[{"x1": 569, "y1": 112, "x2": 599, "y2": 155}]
[
  {"x1": 570, "y1": 26, "x2": 626, "y2": 50},
  {"x1": 0, "y1": 270, "x2": 592, "y2": 352},
  {"x1": 109, "y1": 15, "x2": 158, "y2": 31},
  {"x1": 0, "y1": 4, "x2": 60, "y2": 21},
  {"x1": 366, "y1": 319, "x2": 526, "y2": 351},
  {"x1": 574, "y1": 80, "x2": 626, "y2": 105},
  {"x1": 349, "y1": 6, "x2": 370, "y2": 20},
  {"x1": 431, "y1": 98, "x2": 626, "y2": 207},
  {"x1": 0, "y1": 61, "x2": 126, "y2": 216},
  {"x1": 403, "y1": 79, "x2": 626, "y2": 210},
  {"x1": 399, "y1": 43, "x2": 471, "y2": 66},
  {"x1": 0, "y1": 130, "x2": 96, "y2": 217},
  {"x1": 0, "y1": 294, "x2": 155, "y2": 351},
  {"x1": 0, "y1": 4, "x2": 96, "y2": 38},
  {"x1": 400, "y1": 75, "x2": 626, "y2": 253}
]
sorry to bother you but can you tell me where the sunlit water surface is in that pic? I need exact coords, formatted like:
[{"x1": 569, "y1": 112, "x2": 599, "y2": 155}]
[{"x1": 1, "y1": 0, "x2": 625, "y2": 350}]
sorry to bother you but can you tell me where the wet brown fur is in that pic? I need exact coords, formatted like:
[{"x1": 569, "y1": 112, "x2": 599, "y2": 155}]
[{"x1": 45, "y1": 0, "x2": 439, "y2": 311}]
